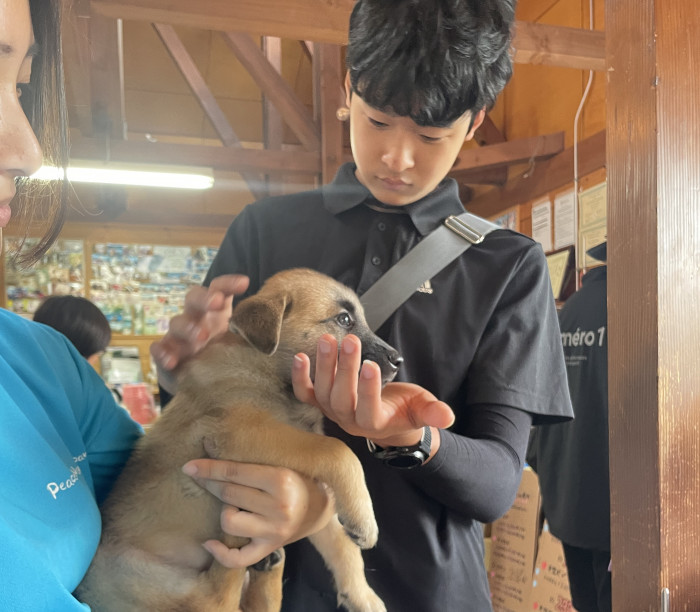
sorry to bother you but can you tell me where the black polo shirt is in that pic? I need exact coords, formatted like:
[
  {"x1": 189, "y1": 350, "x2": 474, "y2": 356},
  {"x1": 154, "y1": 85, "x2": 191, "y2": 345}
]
[{"x1": 205, "y1": 163, "x2": 573, "y2": 611}]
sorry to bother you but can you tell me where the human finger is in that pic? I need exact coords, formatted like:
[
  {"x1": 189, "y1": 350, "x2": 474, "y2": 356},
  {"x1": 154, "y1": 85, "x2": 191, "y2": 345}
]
[
  {"x1": 291, "y1": 352, "x2": 321, "y2": 409},
  {"x1": 203, "y1": 537, "x2": 280, "y2": 570},
  {"x1": 151, "y1": 275, "x2": 249, "y2": 370},
  {"x1": 182, "y1": 275, "x2": 248, "y2": 322},
  {"x1": 183, "y1": 459, "x2": 333, "y2": 536},
  {"x1": 183, "y1": 458, "x2": 278, "y2": 492},
  {"x1": 379, "y1": 382, "x2": 456, "y2": 431},
  {"x1": 326, "y1": 336, "x2": 362, "y2": 424},
  {"x1": 207, "y1": 274, "x2": 250, "y2": 302},
  {"x1": 353, "y1": 359, "x2": 386, "y2": 432},
  {"x1": 311, "y1": 335, "x2": 339, "y2": 409}
]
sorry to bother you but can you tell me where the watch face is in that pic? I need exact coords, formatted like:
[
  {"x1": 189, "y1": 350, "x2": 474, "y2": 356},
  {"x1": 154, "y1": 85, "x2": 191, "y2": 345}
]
[{"x1": 385, "y1": 452, "x2": 425, "y2": 469}]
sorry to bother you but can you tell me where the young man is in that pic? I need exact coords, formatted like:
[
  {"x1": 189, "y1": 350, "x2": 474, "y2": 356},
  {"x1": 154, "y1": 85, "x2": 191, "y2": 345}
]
[{"x1": 153, "y1": 1, "x2": 573, "y2": 609}]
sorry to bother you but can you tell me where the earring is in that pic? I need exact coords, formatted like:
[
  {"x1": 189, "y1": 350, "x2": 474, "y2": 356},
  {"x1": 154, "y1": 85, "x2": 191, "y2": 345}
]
[{"x1": 336, "y1": 107, "x2": 350, "y2": 122}]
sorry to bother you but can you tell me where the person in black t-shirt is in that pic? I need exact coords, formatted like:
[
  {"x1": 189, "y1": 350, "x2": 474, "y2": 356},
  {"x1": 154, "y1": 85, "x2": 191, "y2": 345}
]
[
  {"x1": 152, "y1": 2, "x2": 574, "y2": 610},
  {"x1": 529, "y1": 242, "x2": 611, "y2": 612}
]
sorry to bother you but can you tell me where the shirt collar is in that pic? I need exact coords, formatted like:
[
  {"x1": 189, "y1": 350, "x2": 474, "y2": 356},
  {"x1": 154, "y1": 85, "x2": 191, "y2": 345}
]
[
  {"x1": 582, "y1": 264, "x2": 607, "y2": 284},
  {"x1": 322, "y1": 163, "x2": 465, "y2": 236}
]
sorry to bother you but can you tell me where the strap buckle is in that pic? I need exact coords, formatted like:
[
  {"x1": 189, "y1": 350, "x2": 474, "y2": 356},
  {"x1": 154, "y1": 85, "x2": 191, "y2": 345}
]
[{"x1": 444, "y1": 215, "x2": 485, "y2": 244}]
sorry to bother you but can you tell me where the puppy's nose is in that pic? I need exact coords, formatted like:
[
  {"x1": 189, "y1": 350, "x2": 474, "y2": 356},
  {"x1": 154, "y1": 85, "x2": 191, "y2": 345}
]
[{"x1": 388, "y1": 352, "x2": 403, "y2": 372}]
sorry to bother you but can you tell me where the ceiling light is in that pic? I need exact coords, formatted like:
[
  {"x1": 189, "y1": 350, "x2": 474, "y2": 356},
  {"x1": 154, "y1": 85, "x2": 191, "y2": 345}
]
[{"x1": 30, "y1": 161, "x2": 214, "y2": 190}]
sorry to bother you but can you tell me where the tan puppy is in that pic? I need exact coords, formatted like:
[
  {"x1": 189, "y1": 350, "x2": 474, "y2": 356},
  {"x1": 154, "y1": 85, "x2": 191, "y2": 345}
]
[{"x1": 75, "y1": 268, "x2": 402, "y2": 612}]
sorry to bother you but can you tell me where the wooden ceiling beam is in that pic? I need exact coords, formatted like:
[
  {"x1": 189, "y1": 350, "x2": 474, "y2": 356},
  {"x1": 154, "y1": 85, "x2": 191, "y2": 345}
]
[
  {"x1": 91, "y1": 0, "x2": 605, "y2": 71},
  {"x1": 473, "y1": 115, "x2": 506, "y2": 147},
  {"x1": 221, "y1": 31, "x2": 320, "y2": 151},
  {"x1": 92, "y1": 0, "x2": 355, "y2": 45},
  {"x1": 262, "y1": 37, "x2": 284, "y2": 152},
  {"x1": 465, "y1": 129, "x2": 606, "y2": 218},
  {"x1": 452, "y1": 131, "x2": 565, "y2": 176},
  {"x1": 62, "y1": 2, "x2": 93, "y2": 136},
  {"x1": 512, "y1": 21, "x2": 606, "y2": 72},
  {"x1": 152, "y1": 23, "x2": 266, "y2": 199},
  {"x1": 314, "y1": 43, "x2": 345, "y2": 183},
  {"x1": 89, "y1": 10, "x2": 127, "y2": 140},
  {"x1": 69, "y1": 139, "x2": 322, "y2": 175},
  {"x1": 153, "y1": 23, "x2": 239, "y2": 148},
  {"x1": 63, "y1": 4, "x2": 128, "y2": 139},
  {"x1": 451, "y1": 166, "x2": 509, "y2": 187}
]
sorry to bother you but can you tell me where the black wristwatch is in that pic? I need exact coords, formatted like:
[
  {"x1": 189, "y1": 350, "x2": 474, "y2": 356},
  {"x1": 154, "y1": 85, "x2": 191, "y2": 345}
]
[{"x1": 366, "y1": 426, "x2": 432, "y2": 469}]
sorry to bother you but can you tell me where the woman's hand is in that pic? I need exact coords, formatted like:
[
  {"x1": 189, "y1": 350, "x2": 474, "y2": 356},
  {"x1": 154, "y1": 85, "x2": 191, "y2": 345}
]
[
  {"x1": 182, "y1": 459, "x2": 334, "y2": 569},
  {"x1": 150, "y1": 275, "x2": 249, "y2": 393},
  {"x1": 292, "y1": 334, "x2": 455, "y2": 450}
]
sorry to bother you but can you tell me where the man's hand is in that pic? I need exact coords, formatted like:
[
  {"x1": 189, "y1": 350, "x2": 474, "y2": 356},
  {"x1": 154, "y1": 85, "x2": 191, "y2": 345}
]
[
  {"x1": 291, "y1": 334, "x2": 455, "y2": 451},
  {"x1": 150, "y1": 275, "x2": 249, "y2": 383},
  {"x1": 182, "y1": 459, "x2": 334, "y2": 569}
]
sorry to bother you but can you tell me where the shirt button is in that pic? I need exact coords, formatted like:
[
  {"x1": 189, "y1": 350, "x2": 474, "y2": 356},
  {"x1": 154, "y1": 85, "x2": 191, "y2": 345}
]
[
  {"x1": 377, "y1": 222, "x2": 386, "y2": 231},
  {"x1": 371, "y1": 256, "x2": 381, "y2": 266}
]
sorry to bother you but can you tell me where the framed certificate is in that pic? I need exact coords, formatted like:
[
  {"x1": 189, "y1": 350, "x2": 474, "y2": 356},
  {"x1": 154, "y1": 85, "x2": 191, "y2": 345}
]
[{"x1": 546, "y1": 246, "x2": 575, "y2": 302}]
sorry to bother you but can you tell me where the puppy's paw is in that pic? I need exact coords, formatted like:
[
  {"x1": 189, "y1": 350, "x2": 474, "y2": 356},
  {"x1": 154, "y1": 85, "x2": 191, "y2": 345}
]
[
  {"x1": 337, "y1": 515, "x2": 378, "y2": 550},
  {"x1": 249, "y1": 547, "x2": 284, "y2": 572},
  {"x1": 337, "y1": 587, "x2": 386, "y2": 612}
]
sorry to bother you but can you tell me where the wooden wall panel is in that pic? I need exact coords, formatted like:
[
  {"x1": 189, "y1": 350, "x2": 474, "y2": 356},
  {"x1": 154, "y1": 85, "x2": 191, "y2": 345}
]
[{"x1": 506, "y1": 0, "x2": 606, "y2": 145}]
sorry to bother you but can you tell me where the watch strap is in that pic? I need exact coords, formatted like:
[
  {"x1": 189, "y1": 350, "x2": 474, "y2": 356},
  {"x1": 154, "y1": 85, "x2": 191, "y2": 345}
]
[{"x1": 366, "y1": 426, "x2": 432, "y2": 469}]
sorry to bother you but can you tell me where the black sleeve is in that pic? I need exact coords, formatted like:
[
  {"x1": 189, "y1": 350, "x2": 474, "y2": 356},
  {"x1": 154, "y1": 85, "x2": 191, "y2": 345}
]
[
  {"x1": 406, "y1": 403, "x2": 532, "y2": 523},
  {"x1": 158, "y1": 384, "x2": 174, "y2": 409}
]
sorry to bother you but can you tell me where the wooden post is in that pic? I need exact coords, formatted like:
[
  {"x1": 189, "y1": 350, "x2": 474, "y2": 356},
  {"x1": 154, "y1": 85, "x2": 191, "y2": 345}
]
[
  {"x1": 313, "y1": 43, "x2": 345, "y2": 185},
  {"x1": 606, "y1": 0, "x2": 700, "y2": 608}
]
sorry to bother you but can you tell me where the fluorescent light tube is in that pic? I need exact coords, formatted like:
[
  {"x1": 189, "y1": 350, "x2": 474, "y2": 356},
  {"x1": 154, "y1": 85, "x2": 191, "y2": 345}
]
[{"x1": 30, "y1": 163, "x2": 214, "y2": 190}]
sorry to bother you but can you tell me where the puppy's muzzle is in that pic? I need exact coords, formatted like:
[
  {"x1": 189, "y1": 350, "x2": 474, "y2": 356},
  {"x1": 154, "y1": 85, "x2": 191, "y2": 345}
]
[{"x1": 362, "y1": 337, "x2": 403, "y2": 385}]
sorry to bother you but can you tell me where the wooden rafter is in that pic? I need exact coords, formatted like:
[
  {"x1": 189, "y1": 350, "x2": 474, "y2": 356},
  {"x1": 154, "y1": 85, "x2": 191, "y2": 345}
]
[
  {"x1": 262, "y1": 37, "x2": 283, "y2": 151},
  {"x1": 153, "y1": 23, "x2": 239, "y2": 148},
  {"x1": 452, "y1": 166, "x2": 510, "y2": 188},
  {"x1": 221, "y1": 32, "x2": 320, "y2": 152},
  {"x1": 89, "y1": 10, "x2": 127, "y2": 139},
  {"x1": 451, "y1": 132, "x2": 565, "y2": 176},
  {"x1": 314, "y1": 43, "x2": 345, "y2": 184},
  {"x1": 473, "y1": 115, "x2": 506, "y2": 147},
  {"x1": 465, "y1": 130, "x2": 606, "y2": 218},
  {"x1": 69, "y1": 139, "x2": 322, "y2": 174},
  {"x1": 152, "y1": 23, "x2": 265, "y2": 199},
  {"x1": 92, "y1": 0, "x2": 605, "y2": 71},
  {"x1": 62, "y1": 2, "x2": 93, "y2": 135},
  {"x1": 512, "y1": 21, "x2": 605, "y2": 72}
]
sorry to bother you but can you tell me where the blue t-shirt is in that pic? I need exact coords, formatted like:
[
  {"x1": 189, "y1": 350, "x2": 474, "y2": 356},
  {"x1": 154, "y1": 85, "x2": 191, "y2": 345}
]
[{"x1": 0, "y1": 308, "x2": 142, "y2": 610}]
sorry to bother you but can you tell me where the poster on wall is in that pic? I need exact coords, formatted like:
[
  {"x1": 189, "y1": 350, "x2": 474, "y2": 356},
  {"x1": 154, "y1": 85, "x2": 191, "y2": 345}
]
[
  {"x1": 553, "y1": 190, "x2": 576, "y2": 250},
  {"x1": 531, "y1": 199, "x2": 553, "y2": 253},
  {"x1": 90, "y1": 243, "x2": 218, "y2": 336},
  {"x1": 489, "y1": 205, "x2": 520, "y2": 231},
  {"x1": 2, "y1": 238, "x2": 85, "y2": 317},
  {"x1": 577, "y1": 182, "x2": 607, "y2": 269}
]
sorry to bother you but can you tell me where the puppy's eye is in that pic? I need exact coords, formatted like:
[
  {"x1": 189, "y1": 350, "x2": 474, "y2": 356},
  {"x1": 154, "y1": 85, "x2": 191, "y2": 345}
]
[{"x1": 335, "y1": 312, "x2": 354, "y2": 329}]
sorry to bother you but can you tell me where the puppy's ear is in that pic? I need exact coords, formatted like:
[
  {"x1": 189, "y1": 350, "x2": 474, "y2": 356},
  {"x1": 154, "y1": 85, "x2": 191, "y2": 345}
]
[{"x1": 229, "y1": 294, "x2": 288, "y2": 355}]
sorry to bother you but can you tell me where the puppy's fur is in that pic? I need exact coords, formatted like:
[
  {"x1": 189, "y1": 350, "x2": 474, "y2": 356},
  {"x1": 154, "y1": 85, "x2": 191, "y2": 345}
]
[{"x1": 76, "y1": 268, "x2": 401, "y2": 612}]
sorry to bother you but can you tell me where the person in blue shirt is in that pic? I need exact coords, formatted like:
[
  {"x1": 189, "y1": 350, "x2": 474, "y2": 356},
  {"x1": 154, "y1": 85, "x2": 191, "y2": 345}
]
[{"x1": 0, "y1": 1, "x2": 333, "y2": 609}]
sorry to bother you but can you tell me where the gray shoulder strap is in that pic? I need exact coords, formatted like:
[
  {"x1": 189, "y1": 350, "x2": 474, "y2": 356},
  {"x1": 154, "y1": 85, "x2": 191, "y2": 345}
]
[{"x1": 360, "y1": 211, "x2": 501, "y2": 331}]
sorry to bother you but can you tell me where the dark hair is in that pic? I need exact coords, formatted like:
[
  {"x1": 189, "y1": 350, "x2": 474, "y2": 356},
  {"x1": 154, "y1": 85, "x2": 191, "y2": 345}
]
[
  {"x1": 33, "y1": 296, "x2": 112, "y2": 359},
  {"x1": 10, "y1": 0, "x2": 69, "y2": 266},
  {"x1": 346, "y1": 0, "x2": 516, "y2": 126}
]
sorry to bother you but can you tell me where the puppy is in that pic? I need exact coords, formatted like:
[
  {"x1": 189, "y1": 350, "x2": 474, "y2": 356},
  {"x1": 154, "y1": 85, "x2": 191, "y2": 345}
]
[{"x1": 75, "y1": 268, "x2": 401, "y2": 612}]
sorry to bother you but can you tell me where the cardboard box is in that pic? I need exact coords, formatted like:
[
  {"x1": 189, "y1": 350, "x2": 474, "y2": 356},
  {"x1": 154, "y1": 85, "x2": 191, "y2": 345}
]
[
  {"x1": 528, "y1": 523, "x2": 576, "y2": 612},
  {"x1": 488, "y1": 467, "x2": 542, "y2": 612}
]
